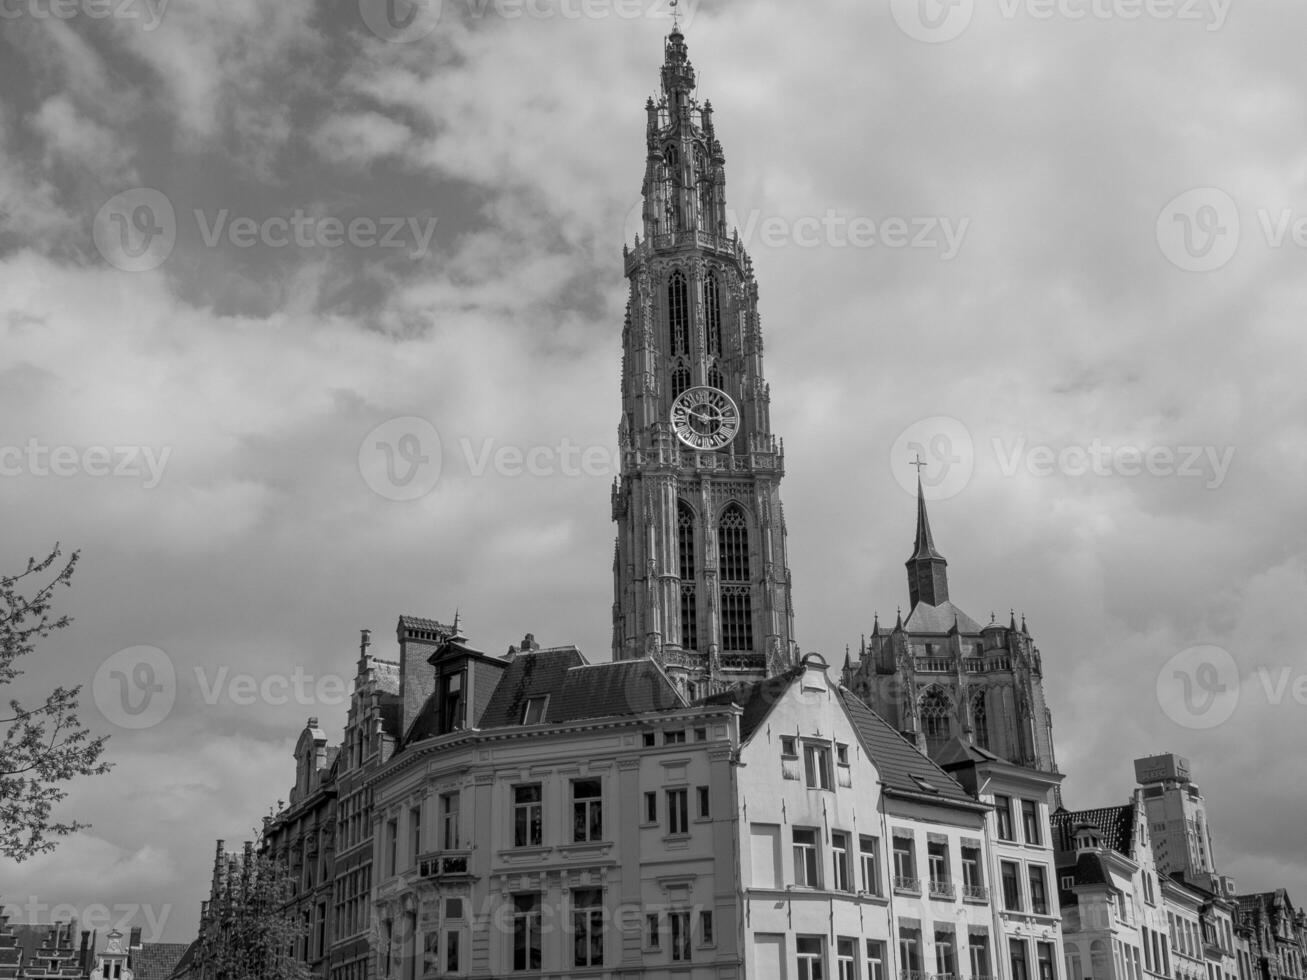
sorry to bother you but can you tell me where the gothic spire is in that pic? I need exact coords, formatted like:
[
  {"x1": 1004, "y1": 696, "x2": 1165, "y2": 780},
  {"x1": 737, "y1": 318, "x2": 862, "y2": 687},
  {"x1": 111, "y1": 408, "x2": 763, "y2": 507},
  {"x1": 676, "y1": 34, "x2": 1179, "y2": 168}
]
[{"x1": 906, "y1": 476, "x2": 950, "y2": 609}]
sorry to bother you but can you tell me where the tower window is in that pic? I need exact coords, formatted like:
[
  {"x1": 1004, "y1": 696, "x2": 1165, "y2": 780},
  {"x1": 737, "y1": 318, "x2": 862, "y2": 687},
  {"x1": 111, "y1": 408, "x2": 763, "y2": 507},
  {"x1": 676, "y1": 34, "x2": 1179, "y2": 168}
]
[
  {"x1": 704, "y1": 271, "x2": 722, "y2": 356},
  {"x1": 678, "y1": 501, "x2": 698, "y2": 651},
  {"x1": 920, "y1": 688, "x2": 951, "y2": 752},
  {"x1": 671, "y1": 362, "x2": 691, "y2": 399},
  {"x1": 668, "y1": 271, "x2": 689, "y2": 357},
  {"x1": 973, "y1": 690, "x2": 989, "y2": 751},
  {"x1": 707, "y1": 362, "x2": 724, "y2": 391},
  {"x1": 718, "y1": 504, "x2": 753, "y2": 651}
]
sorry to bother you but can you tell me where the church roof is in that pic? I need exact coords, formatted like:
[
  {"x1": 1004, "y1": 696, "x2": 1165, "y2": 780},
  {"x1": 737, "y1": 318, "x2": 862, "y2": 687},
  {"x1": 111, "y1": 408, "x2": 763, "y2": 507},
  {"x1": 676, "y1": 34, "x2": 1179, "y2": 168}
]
[
  {"x1": 904, "y1": 600, "x2": 984, "y2": 635},
  {"x1": 130, "y1": 942, "x2": 191, "y2": 980},
  {"x1": 1051, "y1": 804, "x2": 1136, "y2": 856},
  {"x1": 908, "y1": 476, "x2": 946, "y2": 563}
]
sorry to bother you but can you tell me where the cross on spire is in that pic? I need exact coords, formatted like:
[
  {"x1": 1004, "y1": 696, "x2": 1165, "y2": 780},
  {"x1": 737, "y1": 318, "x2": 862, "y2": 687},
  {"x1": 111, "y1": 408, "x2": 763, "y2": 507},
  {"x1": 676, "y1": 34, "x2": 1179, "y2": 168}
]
[{"x1": 910, "y1": 453, "x2": 928, "y2": 475}]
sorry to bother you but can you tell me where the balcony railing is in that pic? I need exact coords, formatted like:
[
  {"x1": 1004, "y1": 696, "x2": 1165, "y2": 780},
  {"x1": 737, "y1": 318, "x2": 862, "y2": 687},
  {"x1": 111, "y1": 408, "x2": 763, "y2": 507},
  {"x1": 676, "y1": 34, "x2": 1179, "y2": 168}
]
[
  {"x1": 417, "y1": 851, "x2": 470, "y2": 879},
  {"x1": 962, "y1": 883, "x2": 990, "y2": 901},
  {"x1": 900, "y1": 971, "x2": 923, "y2": 980},
  {"x1": 930, "y1": 879, "x2": 956, "y2": 899},
  {"x1": 893, "y1": 875, "x2": 922, "y2": 894},
  {"x1": 915, "y1": 657, "x2": 952, "y2": 672}
]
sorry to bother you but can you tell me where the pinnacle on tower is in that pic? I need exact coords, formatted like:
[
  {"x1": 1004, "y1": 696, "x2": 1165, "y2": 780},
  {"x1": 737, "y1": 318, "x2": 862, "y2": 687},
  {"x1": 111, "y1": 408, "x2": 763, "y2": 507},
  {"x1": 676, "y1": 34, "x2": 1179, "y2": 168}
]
[{"x1": 906, "y1": 475, "x2": 950, "y2": 608}]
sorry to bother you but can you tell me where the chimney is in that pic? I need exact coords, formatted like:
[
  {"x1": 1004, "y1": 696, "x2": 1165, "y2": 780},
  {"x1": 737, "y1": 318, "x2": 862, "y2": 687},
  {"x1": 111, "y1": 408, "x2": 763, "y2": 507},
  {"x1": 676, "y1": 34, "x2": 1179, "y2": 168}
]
[
  {"x1": 522, "y1": 633, "x2": 540, "y2": 652},
  {"x1": 397, "y1": 618, "x2": 444, "y2": 737}
]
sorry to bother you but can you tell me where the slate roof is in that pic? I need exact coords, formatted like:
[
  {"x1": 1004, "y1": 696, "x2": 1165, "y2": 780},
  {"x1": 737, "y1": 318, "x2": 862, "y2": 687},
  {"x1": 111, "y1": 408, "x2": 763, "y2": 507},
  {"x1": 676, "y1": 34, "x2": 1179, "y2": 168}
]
[
  {"x1": 1051, "y1": 804, "x2": 1135, "y2": 856},
  {"x1": 904, "y1": 600, "x2": 984, "y2": 635},
  {"x1": 699, "y1": 668, "x2": 973, "y2": 804},
  {"x1": 1056, "y1": 851, "x2": 1113, "y2": 907},
  {"x1": 547, "y1": 660, "x2": 685, "y2": 721},
  {"x1": 934, "y1": 735, "x2": 1005, "y2": 767},
  {"x1": 478, "y1": 647, "x2": 588, "y2": 729},
  {"x1": 130, "y1": 942, "x2": 191, "y2": 980},
  {"x1": 163, "y1": 938, "x2": 200, "y2": 980}
]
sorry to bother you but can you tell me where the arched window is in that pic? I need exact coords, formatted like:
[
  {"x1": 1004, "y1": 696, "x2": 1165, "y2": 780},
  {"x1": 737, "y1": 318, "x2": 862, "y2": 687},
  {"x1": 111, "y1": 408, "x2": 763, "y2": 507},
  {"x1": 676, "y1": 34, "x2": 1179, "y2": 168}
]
[
  {"x1": 668, "y1": 271, "x2": 689, "y2": 357},
  {"x1": 671, "y1": 362, "x2": 691, "y2": 399},
  {"x1": 704, "y1": 271, "x2": 722, "y2": 356},
  {"x1": 1090, "y1": 941, "x2": 1109, "y2": 980},
  {"x1": 663, "y1": 145, "x2": 681, "y2": 232},
  {"x1": 718, "y1": 505, "x2": 753, "y2": 651},
  {"x1": 707, "y1": 363, "x2": 724, "y2": 391},
  {"x1": 696, "y1": 147, "x2": 714, "y2": 231},
  {"x1": 678, "y1": 501, "x2": 698, "y2": 652},
  {"x1": 972, "y1": 690, "x2": 989, "y2": 751},
  {"x1": 1067, "y1": 948, "x2": 1084, "y2": 980},
  {"x1": 920, "y1": 688, "x2": 951, "y2": 751}
]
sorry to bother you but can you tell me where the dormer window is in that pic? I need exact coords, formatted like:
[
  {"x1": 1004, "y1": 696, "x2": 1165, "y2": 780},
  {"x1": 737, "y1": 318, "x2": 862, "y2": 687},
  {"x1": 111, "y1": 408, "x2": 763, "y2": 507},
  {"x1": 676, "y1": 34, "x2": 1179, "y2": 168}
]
[
  {"x1": 521, "y1": 696, "x2": 548, "y2": 725},
  {"x1": 441, "y1": 672, "x2": 465, "y2": 732}
]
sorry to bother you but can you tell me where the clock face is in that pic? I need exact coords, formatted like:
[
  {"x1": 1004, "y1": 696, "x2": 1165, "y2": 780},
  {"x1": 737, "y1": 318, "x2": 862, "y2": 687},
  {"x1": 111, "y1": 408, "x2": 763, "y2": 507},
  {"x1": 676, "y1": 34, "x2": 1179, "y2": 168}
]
[{"x1": 670, "y1": 386, "x2": 741, "y2": 450}]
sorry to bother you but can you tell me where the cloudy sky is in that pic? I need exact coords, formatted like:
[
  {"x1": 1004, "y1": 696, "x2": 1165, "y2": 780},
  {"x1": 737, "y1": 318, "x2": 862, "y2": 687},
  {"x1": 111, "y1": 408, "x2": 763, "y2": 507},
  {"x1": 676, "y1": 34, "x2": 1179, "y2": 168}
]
[{"x1": 2, "y1": 0, "x2": 1305, "y2": 945}]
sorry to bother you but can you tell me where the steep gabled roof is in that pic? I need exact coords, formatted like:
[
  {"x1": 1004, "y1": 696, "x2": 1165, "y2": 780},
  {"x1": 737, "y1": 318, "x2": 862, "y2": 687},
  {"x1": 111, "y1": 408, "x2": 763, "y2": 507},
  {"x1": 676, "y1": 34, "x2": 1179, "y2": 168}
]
[
  {"x1": 934, "y1": 735, "x2": 1004, "y2": 766},
  {"x1": 836, "y1": 686, "x2": 974, "y2": 803},
  {"x1": 1052, "y1": 804, "x2": 1135, "y2": 856},
  {"x1": 130, "y1": 942, "x2": 191, "y2": 980},
  {"x1": 698, "y1": 664, "x2": 803, "y2": 739},
  {"x1": 904, "y1": 600, "x2": 984, "y2": 635}
]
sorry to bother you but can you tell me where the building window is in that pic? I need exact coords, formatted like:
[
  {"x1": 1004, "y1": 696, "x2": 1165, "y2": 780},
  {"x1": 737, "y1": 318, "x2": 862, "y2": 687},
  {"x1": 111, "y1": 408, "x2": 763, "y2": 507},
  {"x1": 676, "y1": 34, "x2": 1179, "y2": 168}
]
[
  {"x1": 667, "y1": 788, "x2": 689, "y2": 835},
  {"x1": 697, "y1": 785, "x2": 710, "y2": 818},
  {"x1": 781, "y1": 736, "x2": 797, "y2": 757},
  {"x1": 718, "y1": 505, "x2": 753, "y2": 650},
  {"x1": 671, "y1": 362, "x2": 691, "y2": 399},
  {"x1": 837, "y1": 938, "x2": 857, "y2": 980},
  {"x1": 1029, "y1": 865, "x2": 1049, "y2": 914},
  {"x1": 892, "y1": 836, "x2": 916, "y2": 889},
  {"x1": 920, "y1": 687, "x2": 951, "y2": 751},
  {"x1": 572, "y1": 888, "x2": 604, "y2": 967},
  {"x1": 1022, "y1": 800, "x2": 1042, "y2": 845},
  {"x1": 835, "y1": 742, "x2": 850, "y2": 766},
  {"x1": 441, "y1": 671, "x2": 465, "y2": 732},
  {"x1": 385, "y1": 818, "x2": 398, "y2": 877},
  {"x1": 572, "y1": 779, "x2": 602, "y2": 842},
  {"x1": 700, "y1": 911, "x2": 714, "y2": 946},
  {"x1": 669, "y1": 270, "x2": 689, "y2": 356},
  {"x1": 928, "y1": 840, "x2": 951, "y2": 895},
  {"x1": 962, "y1": 845, "x2": 985, "y2": 898},
  {"x1": 867, "y1": 939, "x2": 887, "y2": 980},
  {"x1": 704, "y1": 271, "x2": 722, "y2": 356},
  {"x1": 646, "y1": 913, "x2": 660, "y2": 950},
  {"x1": 521, "y1": 696, "x2": 547, "y2": 724},
  {"x1": 973, "y1": 690, "x2": 989, "y2": 750},
  {"x1": 446, "y1": 931, "x2": 460, "y2": 973},
  {"x1": 832, "y1": 831, "x2": 852, "y2": 891},
  {"x1": 971, "y1": 935, "x2": 992, "y2": 980},
  {"x1": 664, "y1": 729, "x2": 686, "y2": 744},
  {"x1": 1001, "y1": 860, "x2": 1022, "y2": 911},
  {"x1": 512, "y1": 894, "x2": 541, "y2": 971},
  {"x1": 644, "y1": 791, "x2": 657, "y2": 823},
  {"x1": 441, "y1": 792, "x2": 459, "y2": 850},
  {"x1": 798, "y1": 936, "x2": 826, "y2": 980},
  {"x1": 677, "y1": 501, "x2": 698, "y2": 651},
  {"x1": 670, "y1": 911, "x2": 691, "y2": 962},
  {"x1": 793, "y1": 827, "x2": 821, "y2": 887},
  {"x1": 1011, "y1": 940, "x2": 1031, "y2": 980},
  {"x1": 804, "y1": 743, "x2": 833, "y2": 789},
  {"x1": 859, "y1": 835, "x2": 881, "y2": 894},
  {"x1": 995, "y1": 795, "x2": 1015, "y2": 841},
  {"x1": 409, "y1": 804, "x2": 422, "y2": 865},
  {"x1": 513, "y1": 784, "x2": 542, "y2": 847},
  {"x1": 935, "y1": 929, "x2": 958, "y2": 979},
  {"x1": 899, "y1": 926, "x2": 922, "y2": 978},
  {"x1": 1067, "y1": 947, "x2": 1084, "y2": 980}
]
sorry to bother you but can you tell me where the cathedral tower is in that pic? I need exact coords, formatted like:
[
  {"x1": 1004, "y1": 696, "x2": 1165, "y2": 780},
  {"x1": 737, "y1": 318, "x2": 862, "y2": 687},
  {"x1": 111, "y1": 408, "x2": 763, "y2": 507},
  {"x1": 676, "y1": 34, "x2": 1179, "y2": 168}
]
[
  {"x1": 844, "y1": 480, "x2": 1060, "y2": 793},
  {"x1": 611, "y1": 27, "x2": 797, "y2": 696}
]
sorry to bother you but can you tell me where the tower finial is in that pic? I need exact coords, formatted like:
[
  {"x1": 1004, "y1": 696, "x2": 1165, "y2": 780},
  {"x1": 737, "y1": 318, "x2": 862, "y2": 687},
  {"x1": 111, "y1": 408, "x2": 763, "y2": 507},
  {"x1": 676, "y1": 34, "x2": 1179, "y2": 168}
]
[{"x1": 671, "y1": 0, "x2": 680, "y2": 31}]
